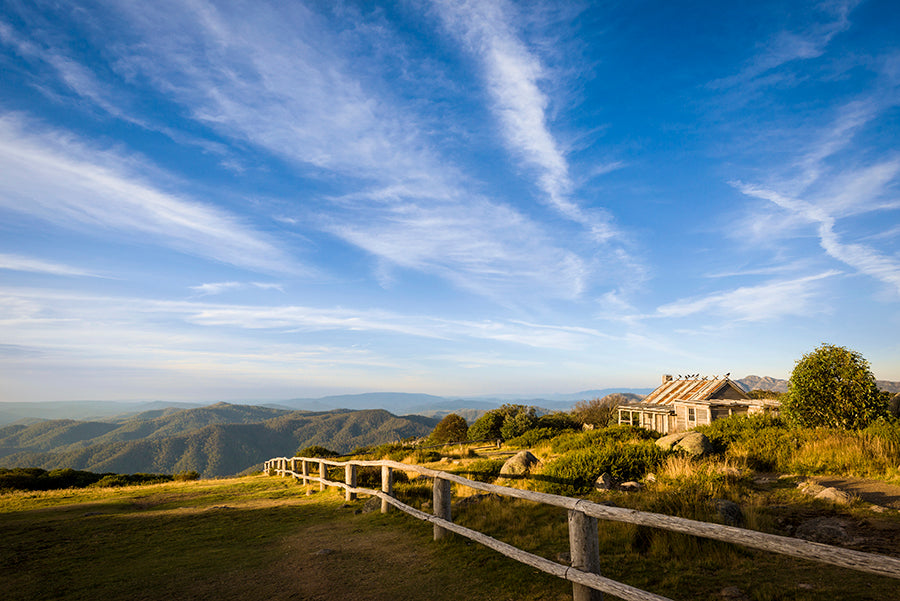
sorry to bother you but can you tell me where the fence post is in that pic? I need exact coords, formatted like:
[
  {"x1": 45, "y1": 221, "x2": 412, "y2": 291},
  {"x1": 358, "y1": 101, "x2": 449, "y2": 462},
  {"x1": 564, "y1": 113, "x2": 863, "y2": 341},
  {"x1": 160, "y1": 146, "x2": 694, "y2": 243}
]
[
  {"x1": 345, "y1": 463, "x2": 357, "y2": 501},
  {"x1": 319, "y1": 462, "x2": 326, "y2": 492},
  {"x1": 567, "y1": 508, "x2": 602, "y2": 601},
  {"x1": 302, "y1": 461, "x2": 310, "y2": 494},
  {"x1": 381, "y1": 465, "x2": 393, "y2": 513},
  {"x1": 433, "y1": 476, "x2": 452, "y2": 541}
]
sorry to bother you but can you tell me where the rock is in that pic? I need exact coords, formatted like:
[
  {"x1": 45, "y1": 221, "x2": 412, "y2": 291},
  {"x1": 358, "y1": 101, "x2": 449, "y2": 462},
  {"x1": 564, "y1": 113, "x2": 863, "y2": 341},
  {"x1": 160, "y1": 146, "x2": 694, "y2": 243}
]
[
  {"x1": 714, "y1": 499, "x2": 744, "y2": 527},
  {"x1": 674, "y1": 432, "x2": 712, "y2": 456},
  {"x1": 619, "y1": 481, "x2": 643, "y2": 492},
  {"x1": 655, "y1": 431, "x2": 712, "y2": 456},
  {"x1": 814, "y1": 487, "x2": 855, "y2": 505},
  {"x1": 500, "y1": 450, "x2": 542, "y2": 476},
  {"x1": 361, "y1": 496, "x2": 381, "y2": 514},
  {"x1": 644, "y1": 472, "x2": 657, "y2": 483},
  {"x1": 719, "y1": 586, "x2": 749, "y2": 600},
  {"x1": 655, "y1": 432, "x2": 687, "y2": 451},
  {"x1": 795, "y1": 517, "x2": 850, "y2": 544},
  {"x1": 594, "y1": 472, "x2": 614, "y2": 490},
  {"x1": 797, "y1": 481, "x2": 826, "y2": 496},
  {"x1": 313, "y1": 548, "x2": 335, "y2": 556}
]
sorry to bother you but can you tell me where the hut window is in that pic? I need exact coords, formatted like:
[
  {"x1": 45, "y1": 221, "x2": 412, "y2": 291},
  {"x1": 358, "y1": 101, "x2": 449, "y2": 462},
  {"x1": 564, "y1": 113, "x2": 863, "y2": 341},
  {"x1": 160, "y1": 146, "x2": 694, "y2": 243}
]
[{"x1": 687, "y1": 407, "x2": 696, "y2": 423}]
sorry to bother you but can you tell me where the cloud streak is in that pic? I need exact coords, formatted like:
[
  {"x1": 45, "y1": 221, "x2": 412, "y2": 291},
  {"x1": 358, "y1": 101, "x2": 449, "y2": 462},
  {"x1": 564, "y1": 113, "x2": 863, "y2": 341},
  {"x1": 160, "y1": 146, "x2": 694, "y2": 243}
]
[
  {"x1": 433, "y1": 0, "x2": 616, "y2": 241},
  {"x1": 655, "y1": 271, "x2": 840, "y2": 322},
  {"x1": 0, "y1": 115, "x2": 298, "y2": 275}
]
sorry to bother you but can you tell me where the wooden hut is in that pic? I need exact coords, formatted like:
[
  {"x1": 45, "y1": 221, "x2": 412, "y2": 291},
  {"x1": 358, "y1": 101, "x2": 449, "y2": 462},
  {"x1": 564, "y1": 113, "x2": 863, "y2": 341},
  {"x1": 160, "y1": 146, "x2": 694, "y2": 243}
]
[{"x1": 617, "y1": 374, "x2": 779, "y2": 434}]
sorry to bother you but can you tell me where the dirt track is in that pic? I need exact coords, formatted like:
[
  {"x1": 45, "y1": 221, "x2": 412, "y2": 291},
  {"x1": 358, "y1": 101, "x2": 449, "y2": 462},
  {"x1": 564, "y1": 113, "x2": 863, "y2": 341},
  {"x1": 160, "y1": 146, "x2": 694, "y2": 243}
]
[{"x1": 813, "y1": 476, "x2": 900, "y2": 510}]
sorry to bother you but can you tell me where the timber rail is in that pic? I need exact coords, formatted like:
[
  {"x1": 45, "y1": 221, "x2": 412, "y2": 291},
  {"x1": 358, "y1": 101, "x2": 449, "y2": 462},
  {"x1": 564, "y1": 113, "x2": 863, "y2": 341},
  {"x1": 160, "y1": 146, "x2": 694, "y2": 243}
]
[{"x1": 265, "y1": 455, "x2": 900, "y2": 601}]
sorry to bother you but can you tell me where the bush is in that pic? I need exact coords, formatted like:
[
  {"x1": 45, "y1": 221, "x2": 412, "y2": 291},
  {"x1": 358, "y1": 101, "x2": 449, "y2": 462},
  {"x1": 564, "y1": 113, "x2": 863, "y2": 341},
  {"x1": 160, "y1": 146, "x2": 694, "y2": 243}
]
[
  {"x1": 499, "y1": 408, "x2": 537, "y2": 440},
  {"x1": 783, "y1": 343, "x2": 888, "y2": 429},
  {"x1": 506, "y1": 427, "x2": 564, "y2": 448},
  {"x1": 549, "y1": 425, "x2": 656, "y2": 454},
  {"x1": 537, "y1": 412, "x2": 580, "y2": 431},
  {"x1": 174, "y1": 470, "x2": 200, "y2": 481},
  {"x1": 413, "y1": 449, "x2": 441, "y2": 463},
  {"x1": 539, "y1": 441, "x2": 669, "y2": 495},
  {"x1": 92, "y1": 473, "x2": 171, "y2": 488},
  {"x1": 296, "y1": 445, "x2": 339, "y2": 458}
]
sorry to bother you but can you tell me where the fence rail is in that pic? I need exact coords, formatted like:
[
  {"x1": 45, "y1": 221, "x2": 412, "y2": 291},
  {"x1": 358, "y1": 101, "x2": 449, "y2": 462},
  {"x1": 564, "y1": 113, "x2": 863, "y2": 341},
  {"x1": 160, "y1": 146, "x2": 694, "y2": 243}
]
[{"x1": 265, "y1": 456, "x2": 900, "y2": 601}]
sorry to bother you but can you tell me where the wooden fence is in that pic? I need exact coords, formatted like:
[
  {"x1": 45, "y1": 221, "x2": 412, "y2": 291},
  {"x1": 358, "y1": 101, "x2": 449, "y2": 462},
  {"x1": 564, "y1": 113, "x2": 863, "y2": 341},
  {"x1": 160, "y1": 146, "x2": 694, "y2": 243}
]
[{"x1": 265, "y1": 456, "x2": 900, "y2": 601}]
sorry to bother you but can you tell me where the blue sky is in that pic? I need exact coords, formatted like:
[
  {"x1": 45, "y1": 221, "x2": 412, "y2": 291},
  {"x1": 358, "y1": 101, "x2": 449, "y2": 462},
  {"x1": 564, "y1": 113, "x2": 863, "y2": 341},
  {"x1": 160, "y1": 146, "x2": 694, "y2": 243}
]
[{"x1": 1, "y1": 0, "x2": 898, "y2": 402}]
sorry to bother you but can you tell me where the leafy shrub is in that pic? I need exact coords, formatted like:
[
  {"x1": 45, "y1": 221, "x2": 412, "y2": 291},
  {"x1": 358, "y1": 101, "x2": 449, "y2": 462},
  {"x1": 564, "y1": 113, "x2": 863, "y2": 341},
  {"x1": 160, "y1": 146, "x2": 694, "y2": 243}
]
[
  {"x1": 783, "y1": 343, "x2": 887, "y2": 429},
  {"x1": 414, "y1": 449, "x2": 441, "y2": 463},
  {"x1": 549, "y1": 425, "x2": 656, "y2": 454},
  {"x1": 0, "y1": 468, "x2": 173, "y2": 491},
  {"x1": 696, "y1": 414, "x2": 788, "y2": 454},
  {"x1": 296, "y1": 445, "x2": 339, "y2": 458},
  {"x1": 174, "y1": 470, "x2": 200, "y2": 481},
  {"x1": 499, "y1": 408, "x2": 538, "y2": 440},
  {"x1": 506, "y1": 427, "x2": 564, "y2": 448},
  {"x1": 92, "y1": 473, "x2": 171, "y2": 488},
  {"x1": 350, "y1": 442, "x2": 414, "y2": 461},
  {"x1": 537, "y1": 412, "x2": 580, "y2": 431},
  {"x1": 539, "y1": 441, "x2": 669, "y2": 495}
]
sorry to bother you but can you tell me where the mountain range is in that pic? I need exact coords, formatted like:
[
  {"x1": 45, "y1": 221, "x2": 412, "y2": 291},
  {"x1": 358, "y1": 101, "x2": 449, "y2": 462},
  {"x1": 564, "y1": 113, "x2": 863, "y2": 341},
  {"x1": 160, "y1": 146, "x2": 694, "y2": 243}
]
[{"x1": 0, "y1": 404, "x2": 437, "y2": 478}]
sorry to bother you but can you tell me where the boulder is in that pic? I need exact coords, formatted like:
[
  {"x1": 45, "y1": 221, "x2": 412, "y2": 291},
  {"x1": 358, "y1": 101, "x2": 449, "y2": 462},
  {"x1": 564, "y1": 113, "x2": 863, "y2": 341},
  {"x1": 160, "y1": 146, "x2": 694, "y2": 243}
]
[
  {"x1": 719, "y1": 586, "x2": 749, "y2": 600},
  {"x1": 714, "y1": 499, "x2": 744, "y2": 526},
  {"x1": 814, "y1": 487, "x2": 856, "y2": 505},
  {"x1": 795, "y1": 517, "x2": 850, "y2": 544},
  {"x1": 655, "y1": 431, "x2": 712, "y2": 456},
  {"x1": 500, "y1": 450, "x2": 542, "y2": 476},
  {"x1": 619, "y1": 481, "x2": 643, "y2": 492},
  {"x1": 655, "y1": 432, "x2": 686, "y2": 451},
  {"x1": 361, "y1": 496, "x2": 381, "y2": 514},
  {"x1": 594, "y1": 472, "x2": 614, "y2": 491},
  {"x1": 674, "y1": 432, "x2": 712, "y2": 456}
]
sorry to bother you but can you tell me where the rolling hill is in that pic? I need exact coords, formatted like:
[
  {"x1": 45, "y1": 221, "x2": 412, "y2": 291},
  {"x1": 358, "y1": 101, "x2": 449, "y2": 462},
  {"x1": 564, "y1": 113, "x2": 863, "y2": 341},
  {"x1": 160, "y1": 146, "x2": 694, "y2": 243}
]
[{"x1": 0, "y1": 404, "x2": 438, "y2": 478}]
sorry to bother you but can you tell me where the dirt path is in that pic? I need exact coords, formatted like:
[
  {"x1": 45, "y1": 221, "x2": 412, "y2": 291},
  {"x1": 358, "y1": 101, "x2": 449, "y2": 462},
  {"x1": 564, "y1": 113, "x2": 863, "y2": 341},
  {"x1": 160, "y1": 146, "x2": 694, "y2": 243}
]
[{"x1": 812, "y1": 476, "x2": 900, "y2": 510}]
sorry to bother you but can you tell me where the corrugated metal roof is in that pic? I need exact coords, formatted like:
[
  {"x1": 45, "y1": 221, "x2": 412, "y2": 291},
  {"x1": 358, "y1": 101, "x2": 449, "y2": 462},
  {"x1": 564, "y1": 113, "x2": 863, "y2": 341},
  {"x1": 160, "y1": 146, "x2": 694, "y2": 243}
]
[{"x1": 642, "y1": 377, "x2": 747, "y2": 406}]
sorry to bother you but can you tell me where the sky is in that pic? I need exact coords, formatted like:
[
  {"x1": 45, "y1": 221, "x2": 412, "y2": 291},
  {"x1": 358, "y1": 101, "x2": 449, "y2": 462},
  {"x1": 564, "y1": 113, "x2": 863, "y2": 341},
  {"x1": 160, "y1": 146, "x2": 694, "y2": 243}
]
[{"x1": 1, "y1": 0, "x2": 899, "y2": 403}]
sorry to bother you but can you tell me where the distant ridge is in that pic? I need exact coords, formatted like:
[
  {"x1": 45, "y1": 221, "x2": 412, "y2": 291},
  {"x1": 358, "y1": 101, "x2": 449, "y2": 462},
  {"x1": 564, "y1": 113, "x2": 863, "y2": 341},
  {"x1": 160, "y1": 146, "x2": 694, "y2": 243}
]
[
  {"x1": 736, "y1": 375, "x2": 900, "y2": 394},
  {"x1": 0, "y1": 404, "x2": 437, "y2": 477}
]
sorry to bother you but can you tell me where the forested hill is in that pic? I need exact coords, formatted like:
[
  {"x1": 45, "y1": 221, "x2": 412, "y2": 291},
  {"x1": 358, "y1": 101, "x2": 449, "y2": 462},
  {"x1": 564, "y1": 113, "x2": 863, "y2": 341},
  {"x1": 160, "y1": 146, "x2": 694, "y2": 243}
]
[{"x1": 0, "y1": 404, "x2": 438, "y2": 478}]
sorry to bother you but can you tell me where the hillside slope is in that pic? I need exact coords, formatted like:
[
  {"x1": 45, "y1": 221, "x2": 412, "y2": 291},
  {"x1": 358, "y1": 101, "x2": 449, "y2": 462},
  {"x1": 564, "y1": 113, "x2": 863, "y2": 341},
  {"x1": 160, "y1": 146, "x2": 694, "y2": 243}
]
[{"x1": 0, "y1": 405, "x2": 437, "y2": 477}]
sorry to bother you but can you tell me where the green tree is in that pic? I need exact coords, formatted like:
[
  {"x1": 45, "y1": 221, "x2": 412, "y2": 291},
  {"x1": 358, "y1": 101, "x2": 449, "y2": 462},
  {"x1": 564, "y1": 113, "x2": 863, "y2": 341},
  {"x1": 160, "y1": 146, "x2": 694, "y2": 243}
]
[
  {"x1": 468, "y1": 404, "x2": 536, "y2": 441},
  {"x1": 429, "y1": 413, "x2": 469, "y2": 443},
  {"x1": 783, "y1": 343, "x2": 888, "y2": 429}
]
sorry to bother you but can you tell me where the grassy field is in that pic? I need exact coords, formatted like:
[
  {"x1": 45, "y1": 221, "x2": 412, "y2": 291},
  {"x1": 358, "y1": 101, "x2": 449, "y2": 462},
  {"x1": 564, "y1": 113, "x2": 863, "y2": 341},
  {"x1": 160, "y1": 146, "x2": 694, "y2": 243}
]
[
  {"x1": 3, "y1": 471, "x2": 899, "y2": 601},
  {"x1": 0, "y1": 475, "x2": 571, "y2": 601}
]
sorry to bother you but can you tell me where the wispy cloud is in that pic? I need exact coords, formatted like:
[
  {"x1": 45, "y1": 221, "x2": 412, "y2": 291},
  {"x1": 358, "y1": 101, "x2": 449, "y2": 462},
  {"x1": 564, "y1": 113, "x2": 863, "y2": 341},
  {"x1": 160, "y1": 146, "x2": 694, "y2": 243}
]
[
  {"x1": 80, "y1": 0, "x2": 602, "y2": 302},
  {"x1": 710, "y1": 0, "x2": 858, "y2": 89},
  {"x1": 0, "y1": 115, "x2": 298, "y2": 275},
  {"x1": 0, "y1": 286, "x2": 637, "y2": 354},
  {"x1": 0, "y1": 253, "x2": 103, "y2": 278},
  {"x1": 655, "y1": 271, "x2": 840, "y2": 322},
  {"x1": 190, "y1": 282, "x2": 285, "y2": 296},
  {"x1": 433, "y1": 0, "x2": 616, "y2": 242}
]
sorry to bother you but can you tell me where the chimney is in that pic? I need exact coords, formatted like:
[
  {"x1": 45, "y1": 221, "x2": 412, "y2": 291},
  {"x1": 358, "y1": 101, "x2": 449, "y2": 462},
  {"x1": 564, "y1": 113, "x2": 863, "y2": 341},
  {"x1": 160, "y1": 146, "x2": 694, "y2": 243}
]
[{"x1": 663, "y1": 374, "x2": 673, "y2": 384}]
